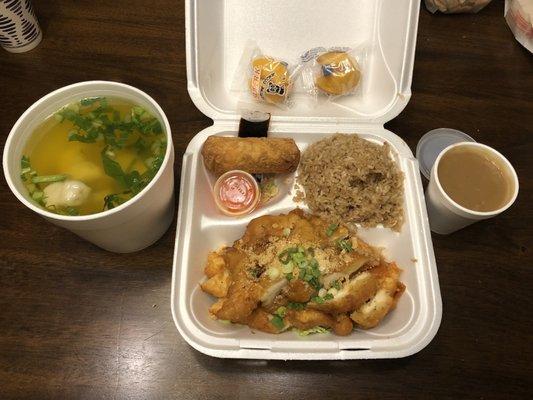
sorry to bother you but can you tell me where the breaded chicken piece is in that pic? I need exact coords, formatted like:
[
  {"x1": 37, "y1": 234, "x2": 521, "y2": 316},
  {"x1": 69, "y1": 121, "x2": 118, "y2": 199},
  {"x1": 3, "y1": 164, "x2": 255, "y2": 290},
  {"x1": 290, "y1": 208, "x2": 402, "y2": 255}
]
[
  {"x1": 207, "y1": 248, "x2": 265, "y2": 324},
  {"x1": 350, "y1": 262, "x2": 404, "y2": 329},
  {"x1": 201, "y1": 269, "x2": 231, "y2": 298},
  {"x1": 209, "y1": 282, "x2": 263, "y2": 324},
  {"x1": 204, "y1": 252, "x2": 226, "y2": 277},
  {"x1": 202, "y1": 251, "x2": 231, "y2": 298},
  {"x1": 247, "y1": 308, "x2": 282, "y2": 334},
  {"x1": 284, "y1": 279, "x2": 314, "y2": 303},
  {"x1": 308, "y1": 271, "x2": 380, "y2": 314}
]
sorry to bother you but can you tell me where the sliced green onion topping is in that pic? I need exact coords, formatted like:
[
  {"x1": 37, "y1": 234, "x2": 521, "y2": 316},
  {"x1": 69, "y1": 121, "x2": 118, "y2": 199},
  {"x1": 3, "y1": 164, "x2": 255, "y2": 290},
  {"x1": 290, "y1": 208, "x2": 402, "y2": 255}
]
[
  {"x1": 287, "y1": 302, "x2": 306, "y2": 310},
  {"x1": 275, "y1": 307, "x2": 287, "y2": 318},
  {"x1": 31, "y1": 191, "x2": 44, "y2": 201},
  {"x1": 326, "y1": 223, "x2": 338, "y2": 237},
  {"x1": 31, "y1": 174, "x2": 68, "y2": 184},
  {"x1": 337, "y1": 238, "x2": 353, "y2": 252},
  {"x1": 331, "y1": 280, "x2": 341, "y2": 290},
  {"x1": 271, "y1": 315, "x2": 285, "y2": 330}
]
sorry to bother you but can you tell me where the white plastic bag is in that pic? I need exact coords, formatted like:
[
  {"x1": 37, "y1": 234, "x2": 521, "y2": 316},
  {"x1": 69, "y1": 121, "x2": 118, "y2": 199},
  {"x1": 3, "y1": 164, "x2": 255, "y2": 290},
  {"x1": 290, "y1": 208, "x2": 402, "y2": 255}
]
[
  {"x1": 505, "y1": 0, "x2": 533, "y2": 53},
  {"x1": 424, "y1": 0, "x2": 493, "y2": 13}
]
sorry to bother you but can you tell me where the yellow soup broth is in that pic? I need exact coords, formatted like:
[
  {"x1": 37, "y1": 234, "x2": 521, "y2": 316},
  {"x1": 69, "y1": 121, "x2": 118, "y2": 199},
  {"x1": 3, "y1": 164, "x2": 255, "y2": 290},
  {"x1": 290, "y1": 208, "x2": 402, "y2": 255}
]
[{"x1": 21, "y1": 97, "x2": 166, "y2": 216}]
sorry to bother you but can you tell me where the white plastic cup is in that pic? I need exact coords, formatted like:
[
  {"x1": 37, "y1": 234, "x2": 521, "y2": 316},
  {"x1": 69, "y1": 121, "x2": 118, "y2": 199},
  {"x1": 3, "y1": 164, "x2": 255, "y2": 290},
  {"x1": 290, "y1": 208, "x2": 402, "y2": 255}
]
[
  {"x1": 3, "y1": 81, "x2": 175, "y2": 253},
  {"x1": 0, "y1": 0, "x2": 42, "y2": 53},
  {"x1": 425, "y1": 142, "x2": 519, "y2": 235}
]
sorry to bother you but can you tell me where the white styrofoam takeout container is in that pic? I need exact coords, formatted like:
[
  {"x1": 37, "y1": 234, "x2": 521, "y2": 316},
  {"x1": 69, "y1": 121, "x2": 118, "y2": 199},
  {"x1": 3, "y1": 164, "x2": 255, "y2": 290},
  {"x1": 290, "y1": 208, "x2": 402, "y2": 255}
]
[{"x1": 171, "y1": 0, "x2": 442, "y2": 359}]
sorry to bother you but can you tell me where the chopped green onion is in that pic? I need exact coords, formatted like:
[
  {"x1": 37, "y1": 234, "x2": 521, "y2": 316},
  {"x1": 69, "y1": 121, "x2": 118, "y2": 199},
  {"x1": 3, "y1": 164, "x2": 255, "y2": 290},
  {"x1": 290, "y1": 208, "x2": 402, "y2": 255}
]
[
  {"x1": 323, "y1": 293, "x2": 334, "y2": 301},
  {"x1": 132, "y1": 106, "x2": 145, "y2": 116},
  {"x1": 31, "y1": 191, "x2": 44, "y2": 201},
  {"x1": 331, "y1": 280, "x2": 341, "y2": 290},
  {"x1": 65, "y1": 207, "x2": 79, "y2": 216},
  {"x1": 21, "y1": 155, "x2": 31, "y2": 169},
  {"x1": 68, "y1": 130, "x2": 79, "y2": 140},
  {"x1": 266, "y1": 267, "x2": 280, "y2": 280},
  {"x1": 326, "y1": 223, "x2": 338, "y2": 237},
  {"x1": 281, "y1": 264, "x2": 293, "y2": 274},
  {"x1": 287, "y1": 302, "x2": 306, "y2": 310},
  {"x1": 144, "y1": 157, "x2": 155, "y2": 169},
  {"x1": 275, "y1": 306, "x2": 287, "y2": 318},
  {"x1": 31, "y1": 174, "x2": 68, "y2": 184},
  {"x1": 80, "y1": 97, "x2": 101, "y2": 107},
  {"x1": 67, "y1": 103, "x2": 80, "y2": 113},
  {"x1": 271, "y1": 315, "x2": 285, "y2": 330},
  {"x1": 311, "y1": 296, "x2": 325, "y2": 304},
  {"x1": 103, "y1": 192, "x2": 130, "y2": 211},
  {"x1": 278, "y1": 247, "x2": 299, "y2": 264},
  {"x1": 337, "y1": 238, "x2": 353, "y2": 252}
]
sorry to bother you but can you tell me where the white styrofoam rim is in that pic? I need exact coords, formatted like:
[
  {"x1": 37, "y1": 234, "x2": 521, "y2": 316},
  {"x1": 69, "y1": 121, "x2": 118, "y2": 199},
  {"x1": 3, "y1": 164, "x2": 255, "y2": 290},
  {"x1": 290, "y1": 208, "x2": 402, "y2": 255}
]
[
  {"x1": 2, "y1": 80, "x2": 173, "y2": 222},
  {"x1": 432, "y1": 142, "x2": 519, "y2": 217}
]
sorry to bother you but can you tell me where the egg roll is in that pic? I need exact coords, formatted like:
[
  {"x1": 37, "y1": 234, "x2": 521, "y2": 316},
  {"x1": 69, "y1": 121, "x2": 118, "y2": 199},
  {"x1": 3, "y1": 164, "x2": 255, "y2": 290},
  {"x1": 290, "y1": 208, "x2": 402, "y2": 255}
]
[{"x1": 201, "y1": 136, "x2": 300, "y2": 176}]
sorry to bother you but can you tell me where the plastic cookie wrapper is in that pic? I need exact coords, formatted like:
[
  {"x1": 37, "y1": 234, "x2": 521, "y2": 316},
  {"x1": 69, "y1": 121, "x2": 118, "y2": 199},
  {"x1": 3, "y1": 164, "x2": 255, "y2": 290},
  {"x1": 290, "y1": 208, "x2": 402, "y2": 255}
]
[
  {"x1": 232, "y1": 41, "x2": 296, "y2": 110},
  {"x1": 298, "y1": 45, "x2": 368, "y2": 106},
  {"x1": 424, "y1": 0, "x2": 493, "y2": 13}
]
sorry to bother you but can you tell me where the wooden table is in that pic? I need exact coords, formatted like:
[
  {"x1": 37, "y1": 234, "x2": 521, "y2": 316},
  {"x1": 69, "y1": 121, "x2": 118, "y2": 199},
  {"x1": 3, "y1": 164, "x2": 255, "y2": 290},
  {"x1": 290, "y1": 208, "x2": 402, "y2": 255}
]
[{"x1": 1, "y1": 1, "x2": 531, "y2": 398}]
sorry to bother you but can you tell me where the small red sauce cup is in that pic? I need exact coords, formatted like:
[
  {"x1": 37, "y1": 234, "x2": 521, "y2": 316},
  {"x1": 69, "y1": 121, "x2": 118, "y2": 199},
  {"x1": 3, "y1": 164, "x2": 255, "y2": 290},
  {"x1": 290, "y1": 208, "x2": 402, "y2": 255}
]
[{"x1": 213, "y1": 170, "x2": 260, "y2": 216}]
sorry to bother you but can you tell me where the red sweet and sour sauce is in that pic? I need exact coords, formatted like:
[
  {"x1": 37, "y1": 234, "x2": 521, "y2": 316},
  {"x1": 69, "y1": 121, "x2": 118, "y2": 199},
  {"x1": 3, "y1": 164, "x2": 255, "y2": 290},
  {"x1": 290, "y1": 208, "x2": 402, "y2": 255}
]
[{"x1": 214, "y1": 170, "x2": 260, "y2": 216}]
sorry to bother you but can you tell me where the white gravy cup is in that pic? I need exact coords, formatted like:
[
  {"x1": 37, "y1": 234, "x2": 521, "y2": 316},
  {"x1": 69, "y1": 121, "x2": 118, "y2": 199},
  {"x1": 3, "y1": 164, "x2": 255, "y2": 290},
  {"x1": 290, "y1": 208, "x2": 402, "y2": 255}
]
[
  {"x1": 425, "y1": 142, "x2": 519, "y2": 235},
  {"x1": 3, "y1": 81, "x2": 175, "y2": 253}
]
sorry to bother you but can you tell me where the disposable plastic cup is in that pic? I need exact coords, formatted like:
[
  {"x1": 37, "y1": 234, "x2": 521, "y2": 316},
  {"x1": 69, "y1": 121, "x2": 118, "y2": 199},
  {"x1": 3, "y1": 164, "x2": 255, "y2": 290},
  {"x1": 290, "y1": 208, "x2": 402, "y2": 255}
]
[
  {"x1": 425, "y1": 142, "x2": 519, "y2": 235},
  {"x1": 0, "y1": 0, "x2": 42, "y2": 53},
  {"x1": 3, "y1": 81, "x2": 175, "y2": 253}
]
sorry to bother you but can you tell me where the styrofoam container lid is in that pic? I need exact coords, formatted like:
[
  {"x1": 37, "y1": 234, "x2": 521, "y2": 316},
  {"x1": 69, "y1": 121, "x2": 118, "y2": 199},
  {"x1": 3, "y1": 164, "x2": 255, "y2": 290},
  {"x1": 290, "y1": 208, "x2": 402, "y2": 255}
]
[
  {"x1": 416, "y1": 128, "x2": 476, "y2": 179},
  {"x1": 186, "y1": 0, "x2": 421, "y2": 124}
]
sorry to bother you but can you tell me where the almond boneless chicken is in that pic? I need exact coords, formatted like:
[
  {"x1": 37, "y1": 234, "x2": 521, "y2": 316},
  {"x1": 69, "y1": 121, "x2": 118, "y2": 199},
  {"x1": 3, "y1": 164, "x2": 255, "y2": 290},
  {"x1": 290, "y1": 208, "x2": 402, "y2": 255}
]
[{"x1": 200, "y1": 209, "x2": 405, "y2": 336}]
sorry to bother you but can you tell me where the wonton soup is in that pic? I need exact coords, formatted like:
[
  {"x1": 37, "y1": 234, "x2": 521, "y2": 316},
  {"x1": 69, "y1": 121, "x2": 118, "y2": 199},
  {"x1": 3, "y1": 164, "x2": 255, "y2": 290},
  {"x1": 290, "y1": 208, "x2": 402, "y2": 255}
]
[{"x1": 20, "y1": 97, "x2": 166, "y2": 216}]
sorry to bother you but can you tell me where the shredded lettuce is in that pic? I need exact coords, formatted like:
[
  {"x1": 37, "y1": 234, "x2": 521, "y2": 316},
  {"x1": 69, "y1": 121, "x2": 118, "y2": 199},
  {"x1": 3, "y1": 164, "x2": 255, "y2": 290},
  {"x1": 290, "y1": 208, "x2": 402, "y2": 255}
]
[{"x1": 297, "y1": 326, "x2": 330, "y2": 336}]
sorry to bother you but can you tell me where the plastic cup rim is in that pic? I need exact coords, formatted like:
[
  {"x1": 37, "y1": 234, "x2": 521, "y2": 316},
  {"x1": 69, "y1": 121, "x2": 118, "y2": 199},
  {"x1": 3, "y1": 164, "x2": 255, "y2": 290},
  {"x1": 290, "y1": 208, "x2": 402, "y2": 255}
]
[
  {"x1": 432, "y1": 142, "x2": 519, "y2": 218},
  {"x1": 2, "y1": 80, "x2": 173, "y2": 222}
]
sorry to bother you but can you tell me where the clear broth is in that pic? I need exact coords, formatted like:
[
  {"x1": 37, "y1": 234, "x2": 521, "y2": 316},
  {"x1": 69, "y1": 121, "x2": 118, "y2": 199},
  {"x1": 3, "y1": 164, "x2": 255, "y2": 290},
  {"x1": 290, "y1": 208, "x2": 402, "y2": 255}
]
[{"x1": 23, "y1": 97, "x2": 166, "y2": 215}]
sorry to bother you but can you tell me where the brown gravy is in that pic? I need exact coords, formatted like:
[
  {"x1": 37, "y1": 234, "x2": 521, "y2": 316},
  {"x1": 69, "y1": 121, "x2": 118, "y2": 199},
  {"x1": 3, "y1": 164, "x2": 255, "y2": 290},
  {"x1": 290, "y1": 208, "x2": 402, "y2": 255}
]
[{"x1": 438, "y1": 146, "x2": 511, "y2": 212}]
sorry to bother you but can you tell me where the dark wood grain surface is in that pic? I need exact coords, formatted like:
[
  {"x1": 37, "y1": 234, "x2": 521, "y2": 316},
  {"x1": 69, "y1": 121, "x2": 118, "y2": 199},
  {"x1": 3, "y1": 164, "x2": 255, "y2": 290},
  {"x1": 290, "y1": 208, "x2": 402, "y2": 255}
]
[{"x1": 1, "y1": 1, "x2": 531, "y2": 399}]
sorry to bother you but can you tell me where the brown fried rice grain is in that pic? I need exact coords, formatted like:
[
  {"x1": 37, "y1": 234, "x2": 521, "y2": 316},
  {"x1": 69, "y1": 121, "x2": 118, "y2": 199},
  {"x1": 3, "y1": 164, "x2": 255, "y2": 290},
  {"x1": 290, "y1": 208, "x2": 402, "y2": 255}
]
[{"x1": 296, "y1": 133, "x2": 404, "y2": 230}]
